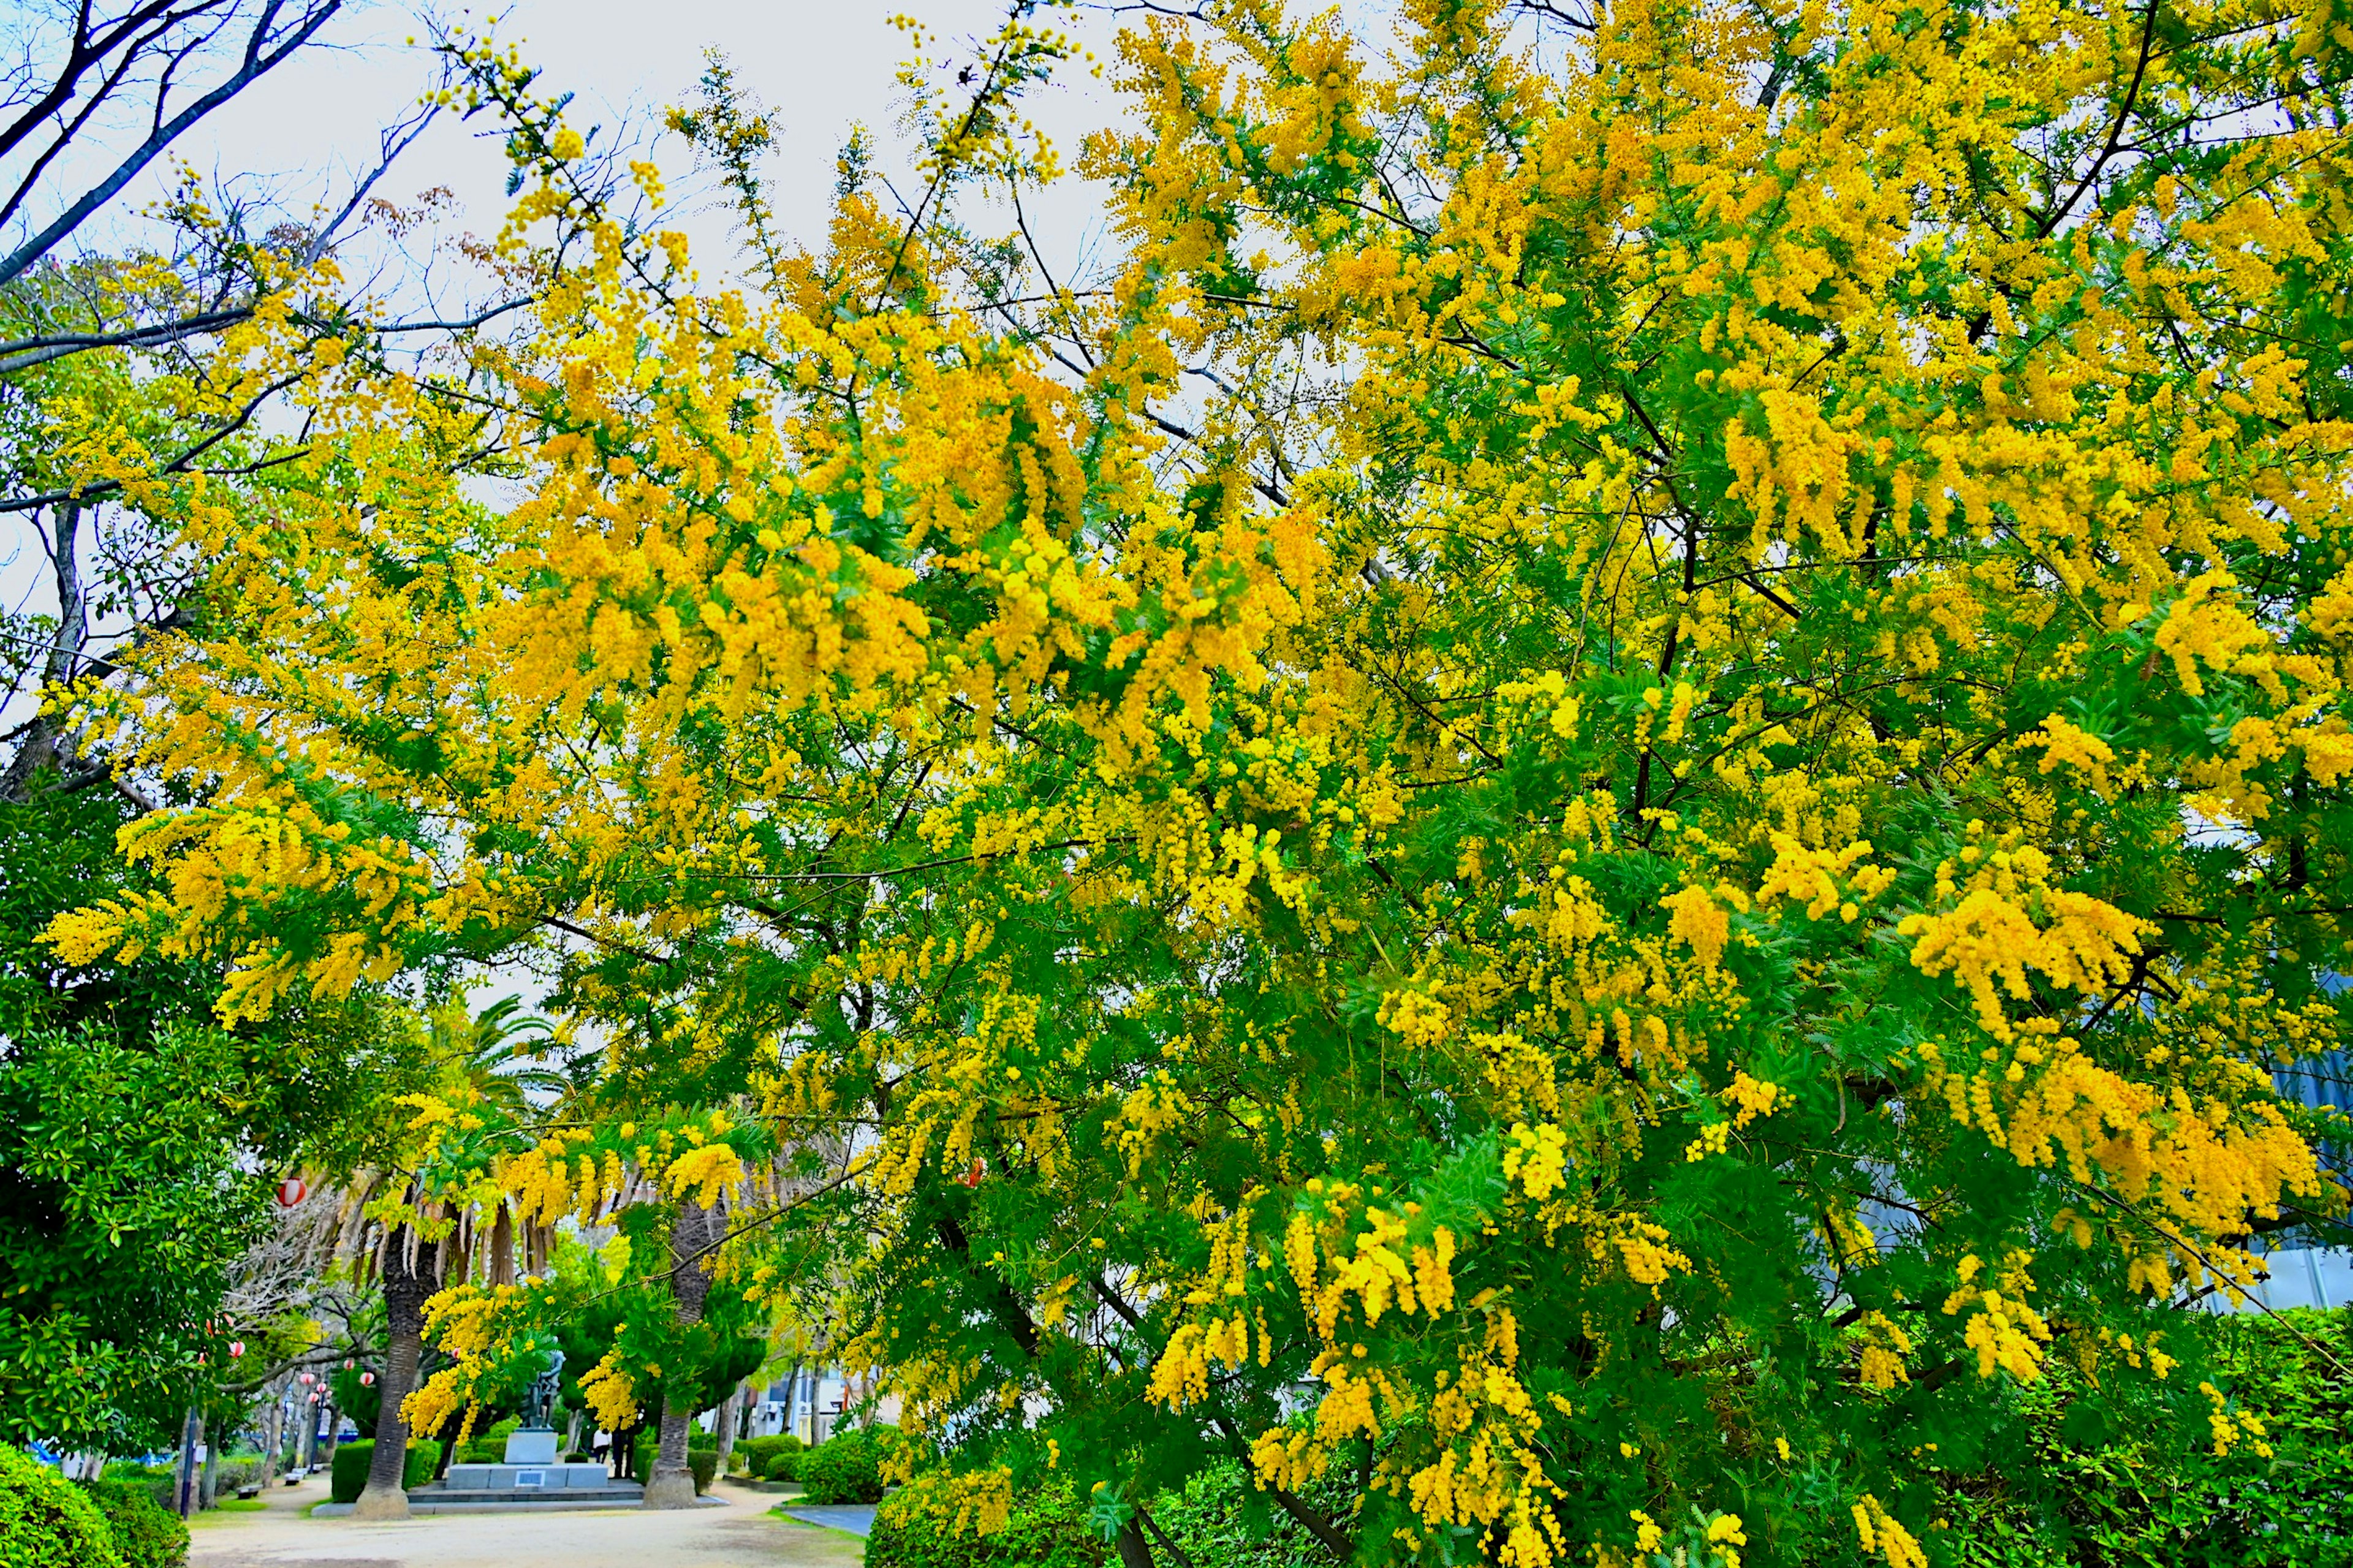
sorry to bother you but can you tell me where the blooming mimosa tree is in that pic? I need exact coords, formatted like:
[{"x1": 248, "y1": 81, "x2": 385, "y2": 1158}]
[{"x1": 47, "y1": 0, "x2": 2353, "y2": 1562}]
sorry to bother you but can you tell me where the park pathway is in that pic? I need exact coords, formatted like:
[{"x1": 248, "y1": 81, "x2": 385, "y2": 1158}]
[{"x1": 188, "y1": 1472, "x2": 865, "y2": 1568}]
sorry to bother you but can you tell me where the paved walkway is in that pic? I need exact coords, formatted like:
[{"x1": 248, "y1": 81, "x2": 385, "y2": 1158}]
[
  {"x1": 189, "y1": 1472, "x2": 865, "y2": 1568},
  {"x1": 774, "y1": 1504, "x2": 876, "y2": 1538}
]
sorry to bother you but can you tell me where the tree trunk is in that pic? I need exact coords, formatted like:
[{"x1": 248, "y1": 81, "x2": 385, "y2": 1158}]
[
  {"x1": 354, "y1": 1227, "x2": 439, "y2": 1520},
  {"x1": 714, "y1": 1381, "x2": 742, "y2": 1477},
  {"x1": 260, "y1": 1387, "x2": 286, "y2": 1489},
  {"x1": 1118, "y1": 1518, "x2": 1155, "y2": 1568},
  {"x1": 199, "y1": 1439, "x2": 220, "y2": 1510},
  {"x1": 0, "y1": 504, "x2": 81, "y2": 802},
  {"x1": 317, "y1": 1404, "x2": 339, "y2": 1470},
  {"x1": 176, "y1": 1410, "x2": 202, "y2": 1517},
  {"x1": 642, "y1": 1195, "x2": 722, "y2": 1509}
]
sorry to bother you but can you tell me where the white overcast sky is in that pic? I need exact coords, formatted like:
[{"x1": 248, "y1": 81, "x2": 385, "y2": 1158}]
[{"x1": 160, "y1": 0, "x2": 1131, "y2": 287}]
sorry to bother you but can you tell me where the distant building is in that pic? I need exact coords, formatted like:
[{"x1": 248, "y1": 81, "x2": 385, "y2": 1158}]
[{"x1": 2218, "y1": 1043, "x2": 2350, "y2": 1312}]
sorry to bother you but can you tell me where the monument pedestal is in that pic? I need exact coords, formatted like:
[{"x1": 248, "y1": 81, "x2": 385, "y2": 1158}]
[
  {"x1": 322, "y1": 1428, "x2": 653, "y2": 1515},
  {"x1": 503, "y1": 1428, "x2": 561, "y2": 1466}
]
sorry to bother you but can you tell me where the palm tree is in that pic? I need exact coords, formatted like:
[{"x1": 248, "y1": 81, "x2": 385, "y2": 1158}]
[
  {"x1": 353, "y1": 996, "x2": 565, "y2": 1518},
  {"x1": 428, "y1": 996, "x2": 568, "y2": 1118}
]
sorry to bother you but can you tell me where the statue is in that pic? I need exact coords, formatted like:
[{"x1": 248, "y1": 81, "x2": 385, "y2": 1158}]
[{"x1": 521, "y1": 1346, "x2": 566, "y2": 1431}]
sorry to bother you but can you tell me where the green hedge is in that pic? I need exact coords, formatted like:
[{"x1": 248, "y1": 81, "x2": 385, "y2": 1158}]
[
  {"x1": 870, "y1": 1475, "x2": 1103, "y2": 1568},
  {"x1": 800, "y1": 1426, "x2": 890, "y2": 1505},
  {"x1": 92, "y1": 1463, "x2": 178, "y2": 1512},
  {"x1": 763, "y1": 1449, "x2": 800, "y2": 1482},
  {"x1": 740, "y1": 1433, "x2": 803, "y2": 1471},
  {"x1": 327, "y1": 1439, "x2": 438, "y2": 1504},
  {"x1": 0, "y1": 1445, "x2": 123, "y2": 1568},
  {"x1": 83, "y1": 1478, "x2": 186, "y2": 1568}
]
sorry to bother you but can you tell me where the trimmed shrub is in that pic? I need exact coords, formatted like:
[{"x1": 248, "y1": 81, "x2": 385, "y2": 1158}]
[
  {"x1": 0, "y1": 1444, "x2": 123, "y2": 1568},
  {"x1": 868, "y1": 1474, "x2": 1103, "y2": 1568},
  {"x1": 84, "y1": 1477, "x2": 188, "y2": 1568},
  {"x1": 691, "y1": 1447, "x2": 719, "y2": 1494},
  {"x1": 762, "y1": 1449, "x2": 799, "y2": 1483},
  {"x1": 94, "y1": 1463, "x2": 178, "y2": 1512},
  {"x1": 740, "y1": 1433, "x2": 802, "y2": 1478},
  {"x1": 327, "y1": 1439, "x2": 436, "y2": 1504},
  {"x1": 798, "y1": 1427, "x2": 885, "y2": 1505}
]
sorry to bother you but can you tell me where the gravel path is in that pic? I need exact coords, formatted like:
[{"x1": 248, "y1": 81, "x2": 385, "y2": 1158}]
[{"x1": 188, "y1": 1473, "x2": 863, "y2": 1568}]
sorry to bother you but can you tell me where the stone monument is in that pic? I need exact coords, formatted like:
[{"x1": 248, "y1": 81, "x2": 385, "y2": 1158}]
[
  {"x1": 501, "y1": 1347, "x2": 564, "y2": 1466},
  {"x1": 322, "y1": 1345, "x2": 648, "y2": 1514}
]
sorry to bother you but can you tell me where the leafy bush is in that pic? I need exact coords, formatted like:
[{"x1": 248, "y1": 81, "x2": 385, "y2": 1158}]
[
  {"x1": 84, "y1": 1477, "x2": 187, "y2": 1568},
  {"x1": 327, "y1": 1439, "x2": 436, "y2": 1504},
  {"x1": 96, "y1": 1463, "x2": 179, "y2": 1512},
  {"x1": 1937, "y1": 1308, "x2": 2353, "y2": 1568},
  {"x1": 741, "y1": 1433, "x2": 802, "y2": 1479},
  {"x1": 762, "y1": 1449, "x2": 799, "y2": 1483},
  {"x1": 1151, "y1": 1458, "x2": 1355, "y2": 1568},
  {"x1": 0, "y1": 1444, "x2": 123, "y2": 1568},
  {"x1": 798, "y1": 1426, "x2": 887, "y2": 1505},
  {"x1": 210, "y1": 1456, "x2": 260, "y2": 1496},
  {"x1": 741, "y1": 1433, "x2": 803, "y2": 1468},
  {"x1": 869, "y1": 1474, "x2": 1104, "y2": 1568},
  {"x1": 692, "y1": 1447, "x2": 719, "y2": 1494}
]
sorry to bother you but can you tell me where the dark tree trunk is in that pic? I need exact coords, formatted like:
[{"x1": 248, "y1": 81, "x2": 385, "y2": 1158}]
[
  {"x1": 354, "y1": 1227, "x2": 438, "y2": 1519},
  {"x1": 643, "y1": 1195, "x2": 722, "y2": 1508}
]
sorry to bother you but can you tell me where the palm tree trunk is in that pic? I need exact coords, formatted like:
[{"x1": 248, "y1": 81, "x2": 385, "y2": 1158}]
[
  {"x1": 642, "y1": 1195, "x2": 722, "y2": 1509},
  {"x1": 354, "y1": 1227, "x2": 438, "y2": 1520}
]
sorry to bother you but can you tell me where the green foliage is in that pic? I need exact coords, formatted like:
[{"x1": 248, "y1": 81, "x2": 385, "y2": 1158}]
[
  {"x1": 94, "y1": 1462, "x2": 178, "y2": 1512},
  {"x1": 458, "y1": 1414, "x2": 521, "y2": 1464},
  {"x1": 740, "y1": 1432, "x2": 802, "y2": 1471},
  {"x1": 1937, "y1": 1308, "x2": 2353, "y2": 1567},
  {"x1": 0, "y1": 1444, "x2": 123, "y2": 1568},
  {"x1": 869, "y1": 1475, "x2": 1105, "y2": 1568},
  {"x1": 1149, "y1": 1460, "x2": 1349, "y2": 1568},
  {"x1": 692, "y1": 1446, "x2": 718, "y2": 1494},
  {"x1": 762, "y1": 1449, "x2": 800, "y2": 1482},
  {"x1": 0, "y1": 786, "x2": 430, "y2": 1451},
  {"x1": 327, "y1": 1439, "x2": 435, "y2": 1504},
  {"x1": 799, "y1": 1426, "x2": 887, "y2": 1505},
  {"x1": 83, "y1": 1475, "x2": 188, "y2": 1568},
  {"x1": 210, "y1": 1456, "x2": 260, "y2": 1496},
  {"x1": 330, "y1": 1363, "x2": 381, "y2": 1438}
]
